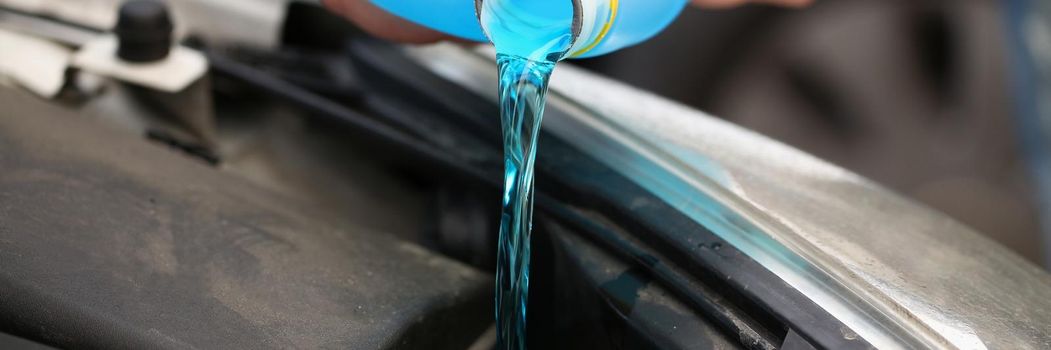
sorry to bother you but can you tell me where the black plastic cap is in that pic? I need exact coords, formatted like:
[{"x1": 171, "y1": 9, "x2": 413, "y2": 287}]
[{"x1": 115, "y1": 0, "x2": 174, "y2": 63}]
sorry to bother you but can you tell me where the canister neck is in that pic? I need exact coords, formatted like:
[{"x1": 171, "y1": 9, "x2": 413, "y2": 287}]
[
  {"x1": 475, "y1": 0, "x2": 584, "y2": 60},
  {"x1": 565, "y1": 0, "x2": 617, "y2": 58}
]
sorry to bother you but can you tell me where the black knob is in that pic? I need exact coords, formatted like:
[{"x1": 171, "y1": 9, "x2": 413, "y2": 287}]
[{"x1": 115, "y1": 0, "x2": 174, "y2": 63}]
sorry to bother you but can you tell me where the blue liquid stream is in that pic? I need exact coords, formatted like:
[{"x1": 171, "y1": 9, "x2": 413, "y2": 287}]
[
  {"x1": 481, "y1": 1, "x2": 573, "y2": 348},
  {"x1": 495, "y1": 54, "x2": 556, "y2": 350}
]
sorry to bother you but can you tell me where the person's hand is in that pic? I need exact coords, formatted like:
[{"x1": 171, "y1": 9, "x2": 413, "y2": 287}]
[{"x1": 324, "y1": 0, "x2": 812, "y2": 43}]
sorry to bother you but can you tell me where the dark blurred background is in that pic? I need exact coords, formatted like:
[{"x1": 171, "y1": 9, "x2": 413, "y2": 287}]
[{"x1": 575, "y1": 0, "x2": 1049, "y2": 265}]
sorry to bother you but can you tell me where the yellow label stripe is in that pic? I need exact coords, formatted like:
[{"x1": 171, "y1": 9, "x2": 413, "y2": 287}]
[{"x1": 572, "y1": 0, "x2": 619, "y2": 57}]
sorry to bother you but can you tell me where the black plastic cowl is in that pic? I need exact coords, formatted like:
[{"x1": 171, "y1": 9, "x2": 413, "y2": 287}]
[{"x1": 115, "y1": 0, "x2": 174, "y2": 63}]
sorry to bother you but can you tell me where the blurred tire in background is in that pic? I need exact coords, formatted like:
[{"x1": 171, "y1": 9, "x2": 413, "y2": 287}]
[{"x1": 576, "y1": 0, "x2": 1045, "y2": 264}]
